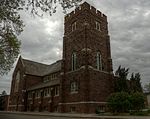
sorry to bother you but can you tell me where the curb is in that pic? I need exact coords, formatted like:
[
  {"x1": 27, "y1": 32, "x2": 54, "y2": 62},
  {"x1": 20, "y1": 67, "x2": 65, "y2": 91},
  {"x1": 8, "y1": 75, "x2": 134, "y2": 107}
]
[{"x1": 0, "y1": 111, "x2": 150, "y2": 119}]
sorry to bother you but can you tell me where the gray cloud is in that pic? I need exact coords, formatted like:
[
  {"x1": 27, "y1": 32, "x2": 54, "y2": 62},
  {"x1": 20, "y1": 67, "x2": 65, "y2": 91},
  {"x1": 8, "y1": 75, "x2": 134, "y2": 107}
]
[
  {"x1": 18, "y1": 8, "x2": 64, "y2": 64},
  {"x1": 0, "y1": 0, "x2": 150, "y2": 94}
]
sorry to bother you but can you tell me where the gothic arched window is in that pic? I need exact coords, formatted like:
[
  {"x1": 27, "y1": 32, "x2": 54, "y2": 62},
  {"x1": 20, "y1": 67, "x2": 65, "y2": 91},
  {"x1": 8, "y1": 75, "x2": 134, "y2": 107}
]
[
  {"x1": 72, "y1": 52, "x2": 77, "y2": 71},
  {"x1": 72, "y1": 22, "x2": 77, "y2": 31},
  {"x1": 14, "y1": 70, "x2": 20, "y2": 92},
  {"x1": 96, "y1": 52, "x2": 102, "y2": 70},
  {"x1": 95, "y1": 21, "x2": 101, "y2": 31}
]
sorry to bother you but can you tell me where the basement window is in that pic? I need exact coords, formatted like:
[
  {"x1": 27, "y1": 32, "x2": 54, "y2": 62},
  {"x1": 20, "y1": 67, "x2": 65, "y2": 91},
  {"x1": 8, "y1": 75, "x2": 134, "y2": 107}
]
[
  {"x1": 54, "y1": 106, "x2": 58, "y2": 112},
  {"x1": 70, "y1": 107, "x2": 76, "y2": 113}
]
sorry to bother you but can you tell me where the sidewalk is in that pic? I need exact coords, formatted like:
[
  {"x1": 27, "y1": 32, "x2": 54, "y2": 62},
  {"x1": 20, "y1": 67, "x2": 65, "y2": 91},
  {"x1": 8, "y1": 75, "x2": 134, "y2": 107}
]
[{"x1": 1, "y1": 111, "x2": 150, "y2": 119}]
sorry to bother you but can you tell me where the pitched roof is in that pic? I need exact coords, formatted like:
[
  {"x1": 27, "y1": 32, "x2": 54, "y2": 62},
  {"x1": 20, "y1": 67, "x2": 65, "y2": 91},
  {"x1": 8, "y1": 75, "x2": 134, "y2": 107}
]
[
  {"x1": 22, "y1": 58, "x2": 62, "y2": 76},
  {"x1": 27, "y1": 79, "x2": 60, "y2": 91}
]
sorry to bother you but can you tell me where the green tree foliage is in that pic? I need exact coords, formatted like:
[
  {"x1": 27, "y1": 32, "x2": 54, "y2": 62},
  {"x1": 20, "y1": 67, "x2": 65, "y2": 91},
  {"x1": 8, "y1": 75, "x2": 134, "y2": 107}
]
[
  {"x1": 135, "y1": 73, "x2": 143, "y2": 92},
  {"x1": 114, "y1": 66, "x2": 129, "y2": 92},
  {"x1": 107, "y1": 92, "x2": 145, "y2": 113},
  {"x1": 114, "y1": 66, "x2": 143, "y2": 93},
  {"x1": 0, "y1": 0, "x2": 82, "y2": 75},
  {"x1": 0, "y1": 0, "x2": 23, "y2": 75},
  {"x1": 130, "y1": 92, "x2": 145, "y2": 111},
  {"x1": 107, "y1": 92, "x2": 131, "y2": 113},
  {"x1": 130, "y1": 73, "x2": 142, "y2": 93},
  {"x1": 0, "y1": 90, "x2": 7, "y2": 110},
  {"x1": 1, "y1": 90, "x2": 7, "y2": 96},
  {"x1": 25, "y1": 0, "x2": 82, "y2": 16},
  {"x1": 108, "y1": 66, "x2": 144, "y2": 113}
]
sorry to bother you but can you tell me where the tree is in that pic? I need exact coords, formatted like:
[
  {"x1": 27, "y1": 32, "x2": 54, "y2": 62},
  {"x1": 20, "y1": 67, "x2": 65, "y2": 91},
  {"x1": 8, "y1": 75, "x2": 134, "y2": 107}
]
[
  {"x1": 130, "y1": 92, "x2": 145, "y2": 111},
  {"x1": 25, "y1": 0, "x2": 82, "y2": 16},
  {"x1": 130, "y1": 73, "x2": 143, "y2": 93},
  {"x1": 0, "y1": 0, "x2": 82, "y2": 75},
  {"x1": 114, "y1": 66, "x2": 143, "y2": 93},
  {"x1": 130, "y1": 73, "x2": 135, "y2": 92},
  {"x1": 1, "y1": 90, "x2": 7, "y2": 96},
  {"x1": 0, "y1": 90, "x2": 7, "y2": 110},
  {"x1": 0, "y1": 0, "x2": 23, "y2": 75},
  {"x1": 109, "y1": 66, "x2": 144, "y2": 113},
  {"x1": 134, "y1": 73, "x2": 142, "y2": 92},
  {"x1": 114, "y1": 66, "x2": 129, "y2": 92},
  {"x1": 107, "y1": 92, "x2": 145, "y2": 113},
  {"x1": 107, "y1": 92, "x2": 131, "y2": 113}
]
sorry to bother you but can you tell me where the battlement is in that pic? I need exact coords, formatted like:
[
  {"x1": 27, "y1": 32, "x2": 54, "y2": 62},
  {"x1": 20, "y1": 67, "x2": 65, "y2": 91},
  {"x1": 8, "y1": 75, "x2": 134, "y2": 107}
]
[{"x1": 65, "y1": 2, "x2": 107, "y2": 22}]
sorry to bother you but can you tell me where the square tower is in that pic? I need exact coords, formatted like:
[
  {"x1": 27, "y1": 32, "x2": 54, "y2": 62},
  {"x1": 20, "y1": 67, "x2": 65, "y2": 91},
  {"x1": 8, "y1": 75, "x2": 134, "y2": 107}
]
[{"x1": 60, "y1": 2, "x2": 114, "y2": 113}]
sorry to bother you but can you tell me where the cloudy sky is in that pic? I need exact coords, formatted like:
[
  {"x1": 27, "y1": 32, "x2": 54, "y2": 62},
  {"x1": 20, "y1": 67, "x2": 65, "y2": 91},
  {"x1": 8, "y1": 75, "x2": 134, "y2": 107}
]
[{"x1": 0, "y1": 0, "x2": 150, "y2": 94}]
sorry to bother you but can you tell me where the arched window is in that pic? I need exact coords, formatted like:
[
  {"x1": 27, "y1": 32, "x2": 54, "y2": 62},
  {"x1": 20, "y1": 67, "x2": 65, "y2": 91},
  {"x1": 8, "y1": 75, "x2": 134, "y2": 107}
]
[
  {"x1": 14, "y1": 70, "x2": 20, "y2": 92},
  {"x1": 96, "y1": 52, "x2": 102, "y2": 70},
  {"x1": 72, "y1": 52, "x2": 77, "y2": 71},
  {"x1": 72, "y1": 22, "x2": 77, "y2": 31},
  {"x1": 95, "y1": 21, "x2": 101, "y2": 31}
]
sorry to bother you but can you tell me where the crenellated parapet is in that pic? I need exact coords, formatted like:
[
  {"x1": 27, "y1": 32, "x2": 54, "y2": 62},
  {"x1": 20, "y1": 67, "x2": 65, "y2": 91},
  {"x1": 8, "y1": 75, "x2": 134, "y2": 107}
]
[{"x1": 65, "y1": 2, "x2": 107, "y2": 22}]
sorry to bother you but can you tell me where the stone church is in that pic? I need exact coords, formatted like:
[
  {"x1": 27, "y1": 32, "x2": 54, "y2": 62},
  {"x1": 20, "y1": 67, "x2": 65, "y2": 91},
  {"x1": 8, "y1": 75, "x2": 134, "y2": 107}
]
[{"x1": 8, "y1": 2, "x2": 115, "y2": 113}]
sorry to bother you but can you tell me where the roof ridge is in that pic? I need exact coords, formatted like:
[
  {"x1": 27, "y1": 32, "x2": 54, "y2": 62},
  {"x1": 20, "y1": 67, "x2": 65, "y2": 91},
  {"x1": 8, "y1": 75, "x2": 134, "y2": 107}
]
[
  {"x1": 22, "y1": 58, "x2": 62, "y2": 66},
  {"x1": 48, "y1": 60, "x2": 62, "y2": 66},
  {"x1": 22, "y1": 58, "x2": 49, "y2": 66}
]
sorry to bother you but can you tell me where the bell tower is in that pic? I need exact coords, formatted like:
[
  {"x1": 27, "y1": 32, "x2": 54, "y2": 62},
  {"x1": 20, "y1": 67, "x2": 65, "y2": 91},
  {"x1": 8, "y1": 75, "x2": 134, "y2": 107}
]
[
  {"x1": 60, "y1": 2, "x2": 114, "y2": 113},
  {"x1": 63, "y1": 2, "x2": 113, "y2": 72}
]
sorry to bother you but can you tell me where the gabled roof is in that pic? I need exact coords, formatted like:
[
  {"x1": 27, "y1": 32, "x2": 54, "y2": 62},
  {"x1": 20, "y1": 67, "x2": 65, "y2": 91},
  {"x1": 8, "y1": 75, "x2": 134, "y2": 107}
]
[
  {"x1": 21, "y1": 57, "x2": 62, "y2": 76},
  {"x1": 27, "y1": 79, "x2": 60, "y2": 91},
  {"x1": 43, "y1": 60, "x2": 62, "y2": 76}
]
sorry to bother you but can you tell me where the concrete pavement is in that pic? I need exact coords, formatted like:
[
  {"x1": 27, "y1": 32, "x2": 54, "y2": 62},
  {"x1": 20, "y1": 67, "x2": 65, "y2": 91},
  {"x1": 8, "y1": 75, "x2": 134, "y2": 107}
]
[{"x1": 0, "y1": 111, "x2": 150, "y2": 119}]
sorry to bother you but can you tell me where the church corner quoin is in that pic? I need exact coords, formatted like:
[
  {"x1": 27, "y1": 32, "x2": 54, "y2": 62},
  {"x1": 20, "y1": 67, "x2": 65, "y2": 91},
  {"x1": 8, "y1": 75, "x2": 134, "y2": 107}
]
[{"x1": 8, "y1": 2, "x2": 116, "y2": 113}]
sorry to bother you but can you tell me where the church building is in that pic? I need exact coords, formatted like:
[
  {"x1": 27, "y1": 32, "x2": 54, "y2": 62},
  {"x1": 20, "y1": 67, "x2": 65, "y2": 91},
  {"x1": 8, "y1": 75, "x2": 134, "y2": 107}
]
[{"x1": 8, "y1": 2, "x2": 115, "y2": 113}]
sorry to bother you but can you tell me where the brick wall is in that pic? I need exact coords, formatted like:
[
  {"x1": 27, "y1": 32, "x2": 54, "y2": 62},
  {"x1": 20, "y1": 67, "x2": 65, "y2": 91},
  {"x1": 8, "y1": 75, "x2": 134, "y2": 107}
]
[
  {"x1": 9, "y1": 57, "x2": 42, "y2": 111},
  {"x1": 61, "y1": 2, "x2": 115, "y2": 113}
]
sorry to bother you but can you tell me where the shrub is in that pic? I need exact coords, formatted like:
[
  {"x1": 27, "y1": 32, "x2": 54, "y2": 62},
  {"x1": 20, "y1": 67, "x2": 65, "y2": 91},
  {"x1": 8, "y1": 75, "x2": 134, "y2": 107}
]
[
  {"x1": 130, "y1": 92, "x2": 145, "y2": 111},
  {"x1": 147, "y1": 109, "x2": 150, "y2": 114},
  {"x1": 107, "y1": 92, "x2": 145, "y2": 113},
  {"x1": 130, "y1": 111, "x2": 148, "y2": 116},
  {"x1": 107, "y1": 92, "x2": 131, "y2": 113}
]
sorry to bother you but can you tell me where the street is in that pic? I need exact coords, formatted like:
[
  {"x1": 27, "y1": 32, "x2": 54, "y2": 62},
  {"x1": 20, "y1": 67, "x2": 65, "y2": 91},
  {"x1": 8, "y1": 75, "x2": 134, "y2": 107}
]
[
  {"x1": 0, "y1": 113, "x2": 78, "y2": 119},
  {"x1": 1, "y1": 112, "x2": 150, "y2": 119}
]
